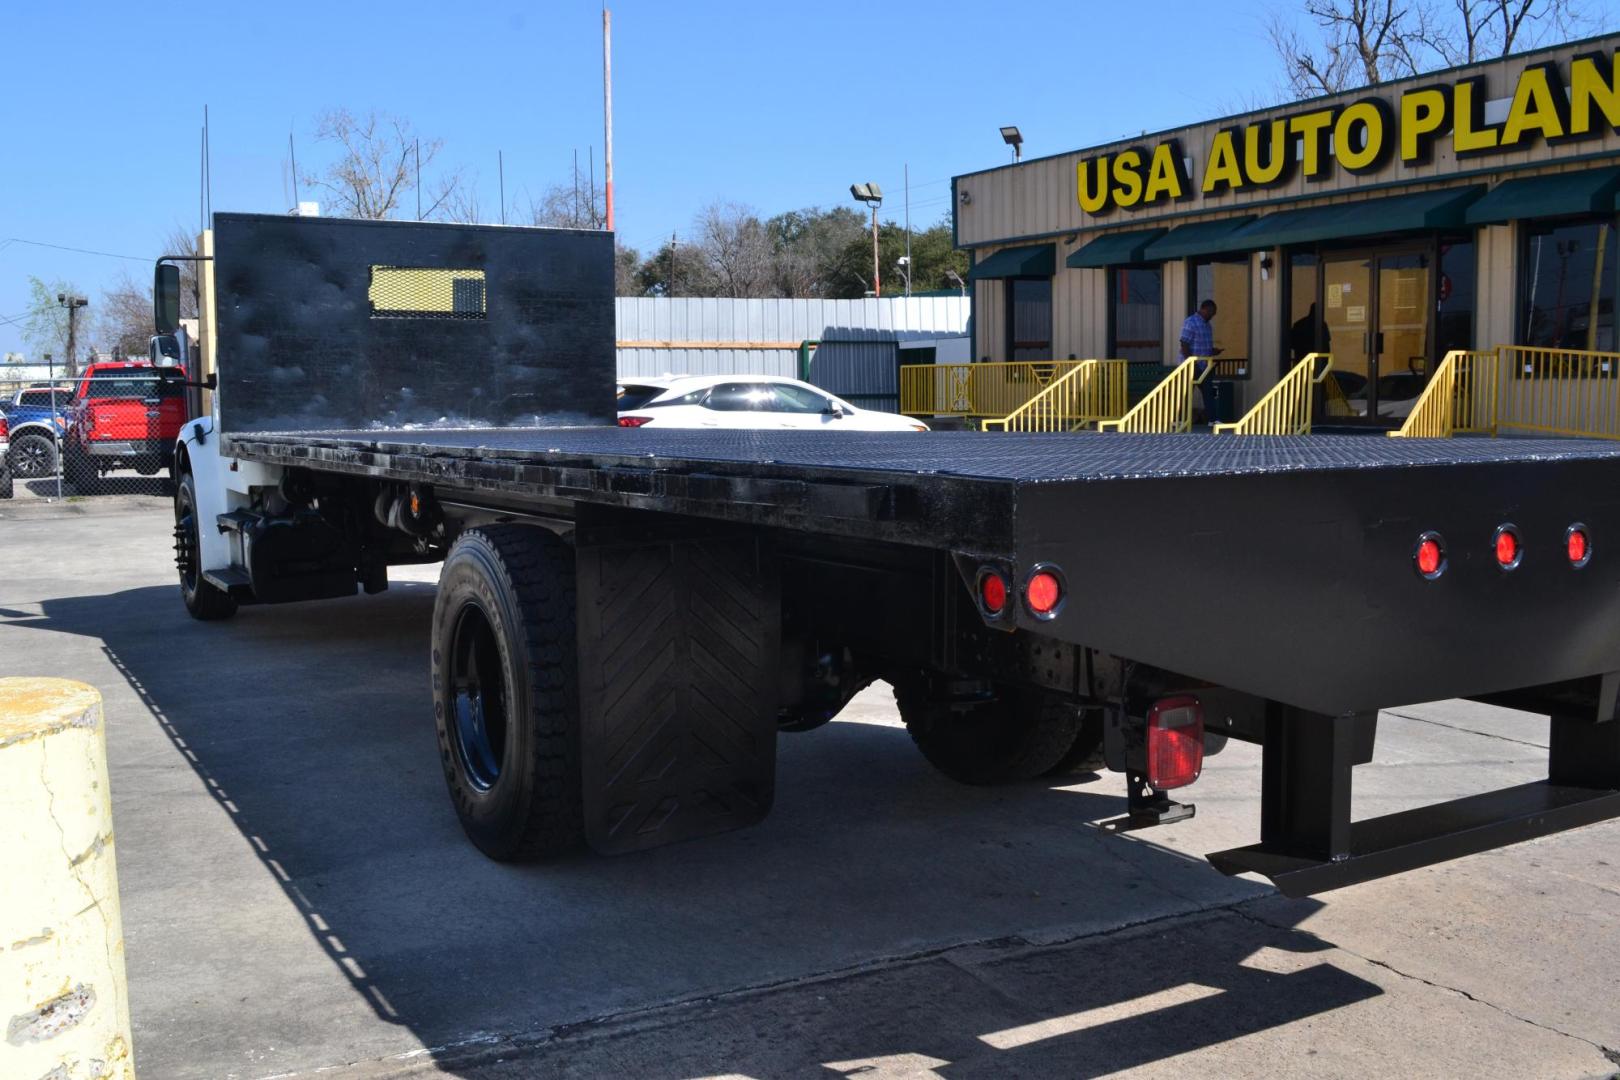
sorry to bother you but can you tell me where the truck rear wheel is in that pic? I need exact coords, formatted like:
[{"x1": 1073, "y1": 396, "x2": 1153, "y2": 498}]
[
  {"x1": 1045, "y1": 708, "x2": 1106, "y2": 777},
  {"x1": 895, "y1": 680, "x2": 1082, "y2": 785},
  {"x1": 174, "y1": 473, "x2": 237, "y2": 620},
  {"x1": 68, "y1": 448, "x2": 100, "y2": 495},
  {"x1": 432, "y1": 525, "x2": 584, "y2": 861}
]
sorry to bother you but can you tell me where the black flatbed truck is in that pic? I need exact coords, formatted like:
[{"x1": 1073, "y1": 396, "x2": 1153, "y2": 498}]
[{"x1": 161, "y1": 213, "x2": 1620, "y2": 897}]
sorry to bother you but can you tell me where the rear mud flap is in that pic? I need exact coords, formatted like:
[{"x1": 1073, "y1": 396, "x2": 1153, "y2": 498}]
[{"x1": 575, "y1": 517, "x2": 779, "y2": 854}]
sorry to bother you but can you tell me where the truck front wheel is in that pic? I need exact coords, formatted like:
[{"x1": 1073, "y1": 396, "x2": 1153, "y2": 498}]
[
  {"x1": 432, "y1": 526, "x2": 584, "y2": 861},
  {"x1": 174, "y1": 473, "x2": 237, "y2": 620},
  {"x1": 895, "y1": 680, "x2": 1083, "y2": 785}
]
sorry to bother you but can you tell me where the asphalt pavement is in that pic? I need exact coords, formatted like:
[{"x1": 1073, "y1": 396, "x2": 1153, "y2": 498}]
[{"x1": 1, "y1": 497, "x2": 1616, "y2": 1079}]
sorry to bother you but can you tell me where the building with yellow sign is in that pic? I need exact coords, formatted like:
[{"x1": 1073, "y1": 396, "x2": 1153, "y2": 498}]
[{"x1": 951, "y1": 34, "x2": 1620, "y2": 422}]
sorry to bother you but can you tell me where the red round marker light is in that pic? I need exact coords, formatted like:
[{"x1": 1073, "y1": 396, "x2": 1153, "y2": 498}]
[
  {"x1": 1567, "y1": 525, "x2": 1591, "y2": 568},
  {"x1": 1025, "y1": 569, "x2": 1063, "y2": 617},
  {"x1": 1414, "y1": 533, "x2": 1446, "y2": 579},
  {"x1": 979, "y1": 571, "x2": 1008, "y2": 615},
  {"x1": 1493, "y1": 525, "x2": 1521, "y2": 571}
]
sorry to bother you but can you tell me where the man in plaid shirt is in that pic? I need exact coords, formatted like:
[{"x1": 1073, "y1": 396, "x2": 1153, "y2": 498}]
[{"x1": 1178, "y1": 299, "x2": 1224, "y2": 423}]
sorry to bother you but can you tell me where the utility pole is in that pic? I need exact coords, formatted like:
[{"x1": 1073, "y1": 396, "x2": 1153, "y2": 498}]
[
  {"x1": 668, "y1": 232, "x2": 678, "y2": 298},
  {"x1": 904, "y1": 163, "x2": 912, "y2": 298},
  {"x1": 603, "y1": 6, "x2": 615, "y2": 232},
  {"x1": 57, "y1": 293, "x2": 87, "y2": 378}
]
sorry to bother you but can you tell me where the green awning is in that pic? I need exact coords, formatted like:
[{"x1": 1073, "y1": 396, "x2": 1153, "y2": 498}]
[
  {"x1": 1230, "y1": 186, "x2": 1486, "y2": 248},
  {"x1": 1140, "y1": 216, "x2": 1258, "y2": 261},
  {"x1": 1064, "y1": 228, "x2": 1168, "y2": 269},
  {"x1": 1464, "y1": 167, "x2": 1620, "y2": 225},
  {"x1": 967, "y1": 243, "x2": 1055, "y2": 280}
]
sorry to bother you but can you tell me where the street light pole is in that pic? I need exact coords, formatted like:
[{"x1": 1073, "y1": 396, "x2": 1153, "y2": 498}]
[
  {"x1": 850, "y1": 182, "x2": 884, "y2": 298},
  {"x1": 870, "y1": 202, "x2": 881, "y2": 298}
]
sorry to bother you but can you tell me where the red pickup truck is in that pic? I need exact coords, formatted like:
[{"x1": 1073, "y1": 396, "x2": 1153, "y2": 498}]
[{"x1": 64, "y1": 361, "x2": 189, "y2": 494}]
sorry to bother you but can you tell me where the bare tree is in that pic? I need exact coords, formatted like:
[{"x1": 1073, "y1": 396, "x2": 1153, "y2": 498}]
[
  {"x1": 1265, "y1": 0, "x2": 1589, "y2": 98},
  {"x1": 1266, "y1": 0, "x2": 1423, "y2": 97},
  {"x1": 693, "y1": 202, "x2": 774, "y2": 298},
  {"x1": 96, "y1": 272, "x2": 153, "y2": 359},
  {"x1": 163, "y1": 223, "x2": 201, "y2": 320},
  {"x1": 439, "y1": 180, "x2": 485, "y2": 225},
  {"x1": 1427, "y1": 0, "x2": 1590, "y2": 65},
  {"x1": 526, "y1": 164, "x2": 606, "y2": 230},
  {"x1": 301, "y1": 108, "x2": 462, "y2": 220}
]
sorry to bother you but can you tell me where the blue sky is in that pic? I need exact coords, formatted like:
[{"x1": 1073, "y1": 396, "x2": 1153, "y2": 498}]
[{"x1": 2, "y1": 0, "x2": 1302, "y2": 356}]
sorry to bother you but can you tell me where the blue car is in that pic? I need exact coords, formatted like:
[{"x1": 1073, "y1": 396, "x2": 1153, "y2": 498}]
[{"x1": 2, "y1": 386, "x2": 71, "y2": 478}]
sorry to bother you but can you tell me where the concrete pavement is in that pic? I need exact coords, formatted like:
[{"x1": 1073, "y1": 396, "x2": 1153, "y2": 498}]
[{"x1": 1, "y1": 498, "x2": 1616, "y2": 1079}]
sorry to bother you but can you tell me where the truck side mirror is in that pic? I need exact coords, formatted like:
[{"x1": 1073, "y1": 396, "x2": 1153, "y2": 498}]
[{"x1": 154, "y1": 263, "x2": 181, "y2": 335}]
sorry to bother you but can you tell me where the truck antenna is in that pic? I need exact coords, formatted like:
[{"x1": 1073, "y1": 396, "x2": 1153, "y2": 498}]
[{"x1": 289, "y1": 131, "x2": 301, "y2": 209}]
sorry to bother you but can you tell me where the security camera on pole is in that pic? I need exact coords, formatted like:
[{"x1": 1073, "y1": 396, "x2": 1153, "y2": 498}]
[{"x1": 849, "y1": 183, "x2": 883, "y2": 298}]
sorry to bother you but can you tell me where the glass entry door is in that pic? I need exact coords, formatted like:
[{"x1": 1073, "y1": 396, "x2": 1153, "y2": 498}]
[{"x1": 1320, "y1": 250, "x2": 1432, "y2": 421}]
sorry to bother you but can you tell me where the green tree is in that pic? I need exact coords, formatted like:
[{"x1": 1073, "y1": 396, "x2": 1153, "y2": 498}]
[
  {"x1": 20, "y1": 276, "x2": 86, "y2": 371},
  {"x1": 830, "y1": 216, "x2": 966, "y2": 298}
]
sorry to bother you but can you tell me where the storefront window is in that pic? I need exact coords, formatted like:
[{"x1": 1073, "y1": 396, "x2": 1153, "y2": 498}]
[
  {"x1": 1109, "y1": 267, "x2": 1162, "y2": 365},
  {"x1": 1436, "y1": 237, "x2": 1476, "y2": 356},
  {"x1": 1286, "y1": 253, "x2": 1322, "y2": 364},
  {"x1": 1008, "y1": 278, "x2": 1053, "y2": 361},
  {"x1": 1519, "y1": 219, "x2": 1617, "y2": 351},
  {"x1": 1191, "y1": 256, "x2": 1250, "y2": 374}
]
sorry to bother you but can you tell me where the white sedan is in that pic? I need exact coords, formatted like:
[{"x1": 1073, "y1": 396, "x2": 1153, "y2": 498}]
[{"x1": 616, "y1": 375, "x2": 929, "y2": 431}]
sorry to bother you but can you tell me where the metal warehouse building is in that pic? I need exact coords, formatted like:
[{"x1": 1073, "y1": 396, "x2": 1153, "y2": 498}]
[
  {"x1": 952, "y1": 34, "x2": 1620, "y2": 423},
  {"x1": 616, "y1": 296, "x2": 969, "y2": 412}
]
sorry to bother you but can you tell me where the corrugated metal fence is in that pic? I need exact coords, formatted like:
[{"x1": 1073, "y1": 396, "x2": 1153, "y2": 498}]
[{"x1": 616, "y1": 297, "x2": 968, "y2": 411}]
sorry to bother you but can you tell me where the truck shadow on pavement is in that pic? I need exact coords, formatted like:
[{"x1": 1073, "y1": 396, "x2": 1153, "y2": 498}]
[{"x1": 16, "y1": 582, "x2": 1383, "y2": 1078}]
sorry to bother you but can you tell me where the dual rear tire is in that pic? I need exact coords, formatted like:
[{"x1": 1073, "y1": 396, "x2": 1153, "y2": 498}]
[
  {"x1": 895, "y1": 680, "x2": 1103, "y2": 786},
  {"x1": 431, "y1": 526, "x2": 585, "y2": 860}
]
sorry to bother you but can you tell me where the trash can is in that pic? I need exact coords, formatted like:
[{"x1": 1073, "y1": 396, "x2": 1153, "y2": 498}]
[{"x1": 1203, "y1": 379, "x2": 1237, "y2": 424}]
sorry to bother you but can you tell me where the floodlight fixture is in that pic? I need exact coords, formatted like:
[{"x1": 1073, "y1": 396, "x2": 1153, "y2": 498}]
[{"x1": 1000, "y1": 126, "x2": 1024, "y2": 162}]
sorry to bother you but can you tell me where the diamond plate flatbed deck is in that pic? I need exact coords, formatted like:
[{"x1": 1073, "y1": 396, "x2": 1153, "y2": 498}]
[
  {"x1": 226, "y1": 427, "x2": 1620, "y2": 482},
  {"x1": 222, "y1": 426, "x2": 1620, "y2": 557}
]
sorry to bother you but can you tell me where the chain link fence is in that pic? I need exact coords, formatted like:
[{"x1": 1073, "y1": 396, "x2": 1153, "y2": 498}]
[{"x1": 2, "y1": 371, "x2": 193, "y2": 505}]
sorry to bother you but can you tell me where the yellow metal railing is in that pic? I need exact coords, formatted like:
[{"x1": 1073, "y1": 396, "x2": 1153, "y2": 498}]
[
  {"x1": 1392, "y1": 346, "x2": 1620, "y2": 439},
  {"x1": 1213, "y1": 353, "x2": 1332, "y2": 435},
  {"x1": 899, "y1": 360, "x2": 1082, "y2": 418},
  {"x1": 981, "y1": 360, "x2": 1130, "y2": 432},
  {"x1": 1390, "y1": 350, "x2": 1498, "y2": 438},
  {"x1": 1495, "y1": 346, "x2": 1620, "y2": 438},
  {"x1": 1096, "y1": 357, "x2": 1211, "y2": 433}
]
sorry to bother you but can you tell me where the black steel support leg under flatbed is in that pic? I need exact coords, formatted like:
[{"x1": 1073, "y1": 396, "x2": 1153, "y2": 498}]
[{"x1": 1210, "y1": 694, "x2": 1620, "y2": 897}]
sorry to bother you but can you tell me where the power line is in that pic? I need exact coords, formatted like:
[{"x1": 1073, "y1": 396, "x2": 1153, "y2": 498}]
[{"x1": 1, "y1": 238, "x2": 147, "y2": 262}]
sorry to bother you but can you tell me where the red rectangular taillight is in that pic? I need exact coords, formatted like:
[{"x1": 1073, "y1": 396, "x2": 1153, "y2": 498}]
[
  {"x1": 1147, "y1": 695, "x2": 1203, "y2": 790},
  {"x1": 617, "y1": 415, "x2": 652, "y2": 428}
]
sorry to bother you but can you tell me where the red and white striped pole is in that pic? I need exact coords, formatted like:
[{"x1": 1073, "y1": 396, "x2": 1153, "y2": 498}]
[{"x1": 602, "y1": 7, "x2": 615, "y2": 233}]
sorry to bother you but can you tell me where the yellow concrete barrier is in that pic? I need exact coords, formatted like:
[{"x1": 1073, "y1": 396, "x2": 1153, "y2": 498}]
[{"x1": 1, "y1": 678, "x2": 134, "y2": 1080}]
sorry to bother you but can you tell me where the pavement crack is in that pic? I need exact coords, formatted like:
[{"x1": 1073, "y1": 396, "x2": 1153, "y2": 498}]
[
  {"x1": 1232, "y1": 901, "x2": 1614, "y2": 1062},
  {"x1": 1383, "y1": 709, "x2": 1548, "y2": 751}
]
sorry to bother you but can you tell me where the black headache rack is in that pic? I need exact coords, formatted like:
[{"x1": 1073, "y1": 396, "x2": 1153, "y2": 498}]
[
  {"x1": 209, "y1": 214, "x2": 1620, "y2": 895},
  {"x1": 222, "y1": 427, "x2": 1620, "y2": 894}
]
